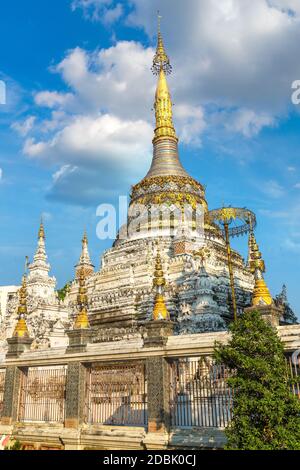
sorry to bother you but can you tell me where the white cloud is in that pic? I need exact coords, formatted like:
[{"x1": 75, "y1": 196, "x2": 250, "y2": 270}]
[
  {"x1": 283, "y1": 238, "x2": 300, "y2": 253},
  {"x1": 31, "y1": 41, "x2": 207, "y2": 146},
  {"x1": 294, "y1": 182, "x2": 300, "y2": 189},
  {"x1": 35, "y1": 91, "x2": 74, "y2": 109},
  {"x1": 19, "y1": 42, "x2": 157, "y2": 203},
  {"x1": 261, "y1": 202, "x2": 300, "y2": 255},
  {"x1": 0, "y1": 168, "x2": 3, "y2": 181},
  {"x1": 0, "y1": 73, "x2": 24, "y2": 116},
  {"x1": 128, "y1": 0, "x2": 300, "y2": 114},
  {"x1": 11, "y1": 116, "x2": 36, "y2": 136},
  {"x1": 24, "y1": 113, "x2": 152, "y2": 204},
  {"x1": 54, "y1": 43, "x2": 155, "y2": 119},
  {"x1": 24, "y1": 113, "x2": 152, "y2": 166},
  {"x1": 260, "y1": 203, "x2": 300, "y2": 228},
  {"x1": 19, "y1": 42, "x2": 156, "y2": 203},
  {"x1": 223, "y1": 108, "x2": 276, "y2": 137},
  {"x1": 41, "y1": 211, "x2": 52, "y2": 221},
  {"x1": 71, "y1": 0, "x2": 123, "y2": 24},
  {"x1": 174, "y1": 104, "x2": 206, "y2": 146},
  {"x1": 13, "y1": 0, "x2": 300, "y2": 204},
  {"x1": 261, "y1": 180, "x2": 285, "y2": 198},
  {"x1": 268, "y1": 0, "x2": 300, "y2": 15},
  {"x1": 40, "y1": 111, "x2": 68, "y2": 133},
  {"x1": 24, "y1": 138, "x2": 48, "y2": 157},
  {"x1": 52, "y1": 165, "x2": 78, "y2": 184},
  {"x1": 103, "y1": 3, "x2": 122, "y2": 24}
]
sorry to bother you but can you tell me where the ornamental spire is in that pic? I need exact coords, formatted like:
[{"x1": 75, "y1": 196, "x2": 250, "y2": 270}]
[
  {"x1": 74, "y1": 267, "x2": 90, "y2": 329},
  {"x1": 249, "y1": 230, "x2": 273, "y2": 307},
  {"x1": 28, "y1": 219, "x2": 53, "y2": 279},
  {"x1": 27, "y1": 219, "x2": 56, "y2": 301},
  {"x1": 31, "y1": 217, "x2": 48, "y2": 268},
  {"x1": 38, "y1": 217, "x2": 45, "y2": 240},
  {"x1": 75, "y1": 230, "x2": 94, "y2": 279},
  {"x1": 152, "y1": 13, "x2": 177, "y2": 144},
  {"x1": 152, "y1": 12, "x2": 172, "y2": 76},
  {"x1": 13, "y1": 272, "x2": 30, "y2": 338},
  {"x1": 152, "y1": 245, "x2": 170, "y2": 321}
]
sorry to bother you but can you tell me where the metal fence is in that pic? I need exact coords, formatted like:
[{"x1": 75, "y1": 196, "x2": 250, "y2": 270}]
[
  {"x1": 0, "y1": 369, "x2": 6, "y2": 417},
  {"x1": 85, "y1": 363, "x2": 147, "y2": 427},
  {"x1": 287, "y1": 355, "x2": 300, "y2": 398},
  {"x1": 170, "y1": 355, "x2": 300, "y2": 430},
  {"x1": 170, "y1": 357, "x2": 233, "y2": 428},
  {"x1": 18, "y1": 366, "x2": 67, "y2": 423}
]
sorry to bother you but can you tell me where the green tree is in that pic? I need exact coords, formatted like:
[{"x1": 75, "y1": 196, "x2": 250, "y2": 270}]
[
  {"x1": 214, "y1": 310, "x2": 300, "y2": 450},
  {"x1": 57, "y1": 281, "x2": 72, "y2": 301},
  {"x1": 5, "y1": 439, "x2": 22, "y2": 450}
]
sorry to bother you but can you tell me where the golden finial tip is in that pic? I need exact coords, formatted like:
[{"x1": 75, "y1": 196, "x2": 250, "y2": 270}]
[
  {"x1": 157, "y1": 10, "x2": 162, "y2": 33},
  {"x1": 82, "y1": 229, "x2": 88, "y2": 244},
  {"x1": 38, "y1": 217, "x2": 45, "y2": 240},
  {"x1": 152, "y1": 14, "x2": 172, "y2": 75}
]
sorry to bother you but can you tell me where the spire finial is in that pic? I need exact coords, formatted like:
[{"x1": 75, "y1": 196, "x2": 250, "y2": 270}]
[
  {"x1": 249, "y1": 230, "x2": 265, "y2": 274},
  {"x1": 152, "y1": 16, "x2": 177, "y2": 143},
  {"x1": 250, "y1": 232, "x2": 273, "y2": 307},
  {"x1": 38, "y1": 216, "x2": 45, "y2": 240},
  {"x1": 157, "y1": 10, "x2": 161, "y2": 34},
  {"x1": 74, "y1": 267, "x2": 90, "y2": 329},
  {"x1": 76, "y1": 229, "x2": 94, "y2": 278},
  {"x1": 152, "y1": 14, "x2": 172, "y2": 75},
  {"x1": 152, "y1": 245, "x2": 170, "y2": 321},
  {"x1": 153, "y1": 244, "x2": 166, "y2": 289},
  {"x1": 82, "y1": 229, "x2": 88, "y2": 245},
  {"x1": 13, "y1": 270, "x2": 30, "y2": 338}
]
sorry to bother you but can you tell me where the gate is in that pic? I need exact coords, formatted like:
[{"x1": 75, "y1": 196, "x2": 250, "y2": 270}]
[
  {"x1": 18, "y1": 366, "x2": 67, "y2": 423},
  {"x1": 85, "y1": 363, "x2": 147, "y2": 426},
  {"x1": 170, "y1": 357, "x2": 233, "y2": 428}
]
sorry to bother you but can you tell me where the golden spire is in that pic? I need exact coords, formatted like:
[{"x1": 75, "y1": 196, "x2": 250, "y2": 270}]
[
  {"x1": 152, "y1": 12, "x2": 172, "y2": 75},
  {"x1": 38, "y1": 217, "x2": 45, "y2": 240},
  {"x1": 13, "y1": 274, "x2": 30, "y2": 338},
  {"x1": 249, "y1": 230, "x2": 273, "y2": 307},
  {"x1": 248, "y1": 231, "x2": 265, "y2": 275},
  {"x1": 152, "y1": 13, "x2": 177, "y2": 143},
  {"x1": 76, "y1": 230, "x2": 94, "y2": 278},
  {"x1": 153, "y1": 246, "x2": 170, "y2": 321},
  {"x1": 74, "y1": 267, "x2": 90, "y2": 329}
]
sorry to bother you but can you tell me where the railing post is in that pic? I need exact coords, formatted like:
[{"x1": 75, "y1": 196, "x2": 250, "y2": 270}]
[
  {"x1": 1, "y1": 366, "x2": 24, "y2": 426},
  {"x1": 144, "y1": 356, "x2": 171, "y2": 450},
  {"x1": 64, "y1": 362, "x2": 87, "y2": 430}
]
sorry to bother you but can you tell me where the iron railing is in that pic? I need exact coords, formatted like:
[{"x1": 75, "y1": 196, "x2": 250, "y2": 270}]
[
  {"x1": 170, "y1": 357, "x2": 233, "y2": 428},
  {"x1": 170, "y1": 355, "x2": 300, "y2": 429},
  {"x1": 287, "y1": 355, "x2": 300, "y2": 398},
  {"x1": 0, "y1": 369, "x2": 6, "y2": 417},
  {"x1": 85, "y1": 363, "x2": 147, "y2": 427},
  {"x1": 18, "y1": 366, "x2": 67, "y2": 423}
]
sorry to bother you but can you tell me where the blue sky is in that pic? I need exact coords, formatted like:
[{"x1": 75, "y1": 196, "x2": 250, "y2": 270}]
[{"x1": 0, "y1": 0, "x2": 300, "y2": 316}]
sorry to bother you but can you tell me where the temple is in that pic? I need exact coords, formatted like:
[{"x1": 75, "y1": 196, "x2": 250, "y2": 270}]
[
  {"x1": 63, "y1": 22, "x2": 296, "y2": 338},
  {"x1": 0, "y1": 20, "x2": 298, "y2": 450}
]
